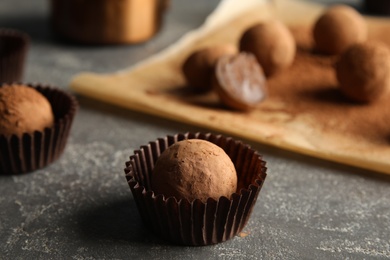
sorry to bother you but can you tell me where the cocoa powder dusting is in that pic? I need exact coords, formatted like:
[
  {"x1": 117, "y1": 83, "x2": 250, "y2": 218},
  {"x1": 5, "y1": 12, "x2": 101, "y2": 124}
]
[
  {"x1": 266, "y1": 25, "x2": 390, "y2": 145},
  {"x1": 0, "y1": 85, "x2": 54, "y2": 136}
]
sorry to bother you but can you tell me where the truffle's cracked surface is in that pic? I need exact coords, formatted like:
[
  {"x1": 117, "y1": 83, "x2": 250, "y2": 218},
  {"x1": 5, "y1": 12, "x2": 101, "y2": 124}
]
[
  {"x1": 0, "y1": 85, "x2": 54, "y2": 136},
  {"x1": 151, "y1": 139, "x2": 237, "y2": 203},
  {"x1": 336, "y1": 42, "x2": 390, "y2": 102}
]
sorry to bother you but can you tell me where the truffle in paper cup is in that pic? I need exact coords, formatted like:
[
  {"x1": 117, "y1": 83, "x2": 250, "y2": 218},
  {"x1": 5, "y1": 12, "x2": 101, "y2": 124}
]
[
  {"x1": 0, "y1": 29, "x2": 29, "y2": 83},
  {"x1": 124, "y1": 132, "x2": 267, "y2": 246},
  {"x1": 0, "y1": 83, "x2": 78, "y2": 174}
]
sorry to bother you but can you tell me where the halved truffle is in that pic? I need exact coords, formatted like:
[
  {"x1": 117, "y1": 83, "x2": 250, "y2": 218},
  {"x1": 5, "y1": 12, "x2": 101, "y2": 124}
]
[
  {"x1": 213, "y1": 52, "x2": 267, "y2": 111},
  {"x1": 182, "y1": 45, "x2": 237, "y2": 92}
]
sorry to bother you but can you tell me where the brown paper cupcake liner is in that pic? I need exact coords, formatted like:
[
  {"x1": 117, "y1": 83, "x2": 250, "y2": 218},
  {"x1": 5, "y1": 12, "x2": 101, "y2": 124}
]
[
  {"x1": 0, "y1": 83, "x2": 78, "y2": 174},
  {"x1": 0, "y1": 29, "x2": 30, "y2": 83},
  {"x1": 124, "y1": 132, "x2": 267, "y2": 246}
]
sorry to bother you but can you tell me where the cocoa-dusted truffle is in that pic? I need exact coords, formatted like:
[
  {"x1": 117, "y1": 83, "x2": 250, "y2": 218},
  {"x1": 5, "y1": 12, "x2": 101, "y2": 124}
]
[
  {"x1": 313, "y1": 5, "x2": 367, "y2": 55},
  {"x1": 239, "y1": 20, "x2": 296, "y2": 76},
  {"x1": 182, "y1": 44, "x2": 237, "y2": 91},
  {"x1": 0, "y1": 84, "x2": 54, "y2": 136},
  {"x1": 213, "y1": 52, "x2": 267, "y2": 111},
  {"x1": 336, "y1": 42, "x2": 390, "y2": 103},
  {"x1": 151, "y1": 139, "x2": 237, "y2": 203}
]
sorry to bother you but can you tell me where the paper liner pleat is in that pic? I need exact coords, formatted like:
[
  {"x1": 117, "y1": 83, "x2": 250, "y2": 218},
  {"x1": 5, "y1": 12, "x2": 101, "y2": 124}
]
[
  {"x1": 0, "y1": 83, "x2": 77, "y2": 174},
  {"x1": 125, "y1": 132, "x2": 267, "y2": 246}
]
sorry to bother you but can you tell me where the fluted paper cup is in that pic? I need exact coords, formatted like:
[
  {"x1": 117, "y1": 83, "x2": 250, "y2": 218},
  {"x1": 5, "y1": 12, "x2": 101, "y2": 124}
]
[
  {"x1": 0, "y1": 83, "x2": 78, "y2": 174},
  {"x1": 124, "y1": 132, "x2": 267, "y2": 246}
]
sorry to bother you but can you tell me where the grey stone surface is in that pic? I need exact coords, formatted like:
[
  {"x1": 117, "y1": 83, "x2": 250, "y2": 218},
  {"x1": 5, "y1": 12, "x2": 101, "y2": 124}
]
[{"x1": 1, "y1": 0, "x2": 389, "y2": 259}]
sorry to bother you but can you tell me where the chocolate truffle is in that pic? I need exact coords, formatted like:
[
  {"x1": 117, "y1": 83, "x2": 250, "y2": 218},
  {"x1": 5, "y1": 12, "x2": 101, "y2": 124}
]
[
  {"x1": 151, "y1": 139, "x2": 237, "y2": 203},
  {"x1": 335, "y1": 42, "x2": 390, "y2": 103},
  {"x1": 213, "y1": 52, "x2": 267, "y2": 111},
  {"x1": 313, "y1": 5, "x2": 367, "y2": 55},
  {"x1": 0, "y1": 85, "x2": 54, "y2": 136},
  {"x1": 182, "y1": 44, "x2": 237, "y2": 92},
  {"x1": 239, "y1": 20, "x2": 296, "y2": 76}
]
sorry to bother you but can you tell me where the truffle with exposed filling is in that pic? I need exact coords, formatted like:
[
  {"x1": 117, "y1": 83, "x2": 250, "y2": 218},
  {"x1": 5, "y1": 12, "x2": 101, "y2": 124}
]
[
  {"x1": 239, "y1": 20, "x2": 296, "y2": 76},
  {"x1": 182, "y1": 44, "x2": 237, "y2": 91},
  {"x1": 335, "y1": 42, "x2": 390, "y2": 102},
  {"x1": 313, "y1": 5, "x2": 367, "y2": 55},
  {"x1": 151, "y1": 139, "x2": 237, "y2": 203},
  {"x1": 0, "y1": 85, "x2": 54, "y2": 136},
  {"x1": 213, "y1": 52, "x2": 267, "y2": 111}
]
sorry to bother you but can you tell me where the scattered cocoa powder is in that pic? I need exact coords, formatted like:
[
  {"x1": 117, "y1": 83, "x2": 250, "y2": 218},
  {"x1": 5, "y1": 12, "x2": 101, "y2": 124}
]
[
  {"x1": 266, "y1": 25, "x2": 390, "y2": 145},
  {"x1": 169, "y1": 24, "x2": 390, "y2": 148}
]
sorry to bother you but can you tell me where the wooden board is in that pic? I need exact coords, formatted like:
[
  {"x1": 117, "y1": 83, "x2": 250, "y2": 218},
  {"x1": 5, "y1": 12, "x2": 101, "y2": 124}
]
[{"x1": 70, "y1": 0, "x2": 390, "y2": 175}]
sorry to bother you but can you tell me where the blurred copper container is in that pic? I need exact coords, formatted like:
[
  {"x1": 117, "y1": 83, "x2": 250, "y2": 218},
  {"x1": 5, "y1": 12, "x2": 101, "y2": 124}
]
[
  {"x1": 364, "y1": 0, "x2": 390, "y2": 15},
  {"x1": 0, "y1": 29, "x2": 29, "y2": 83},
  {"x1": 50, "y1": 0, "x2": 169, "y2": 44}
]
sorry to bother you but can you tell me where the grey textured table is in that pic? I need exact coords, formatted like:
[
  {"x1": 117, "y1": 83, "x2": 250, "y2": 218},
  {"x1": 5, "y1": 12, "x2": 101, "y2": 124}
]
[{"x1": 1, "y1": 0, "x2": 390, "y2": 259}]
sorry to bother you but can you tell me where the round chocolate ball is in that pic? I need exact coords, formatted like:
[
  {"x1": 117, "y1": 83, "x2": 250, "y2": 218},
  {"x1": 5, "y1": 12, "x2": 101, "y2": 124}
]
[
  {"x1": 151, "y1": 139, "x2": 237, "y2": 203},
  {"x1": 182, "y1": 45, "x2": 237, "y2": 92},
  {"x1": 0, "y1": 85, "x2": 54, "y2": 136},
  {"x1": 336, "y1": 42, "x2": 390, "y2": 103},
  {"x1": 313, "y1": 5, "x2": 367, "y2": 55},
  {"x1": 239, "y1": 20, "x2": 296, "y2": 76}
]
